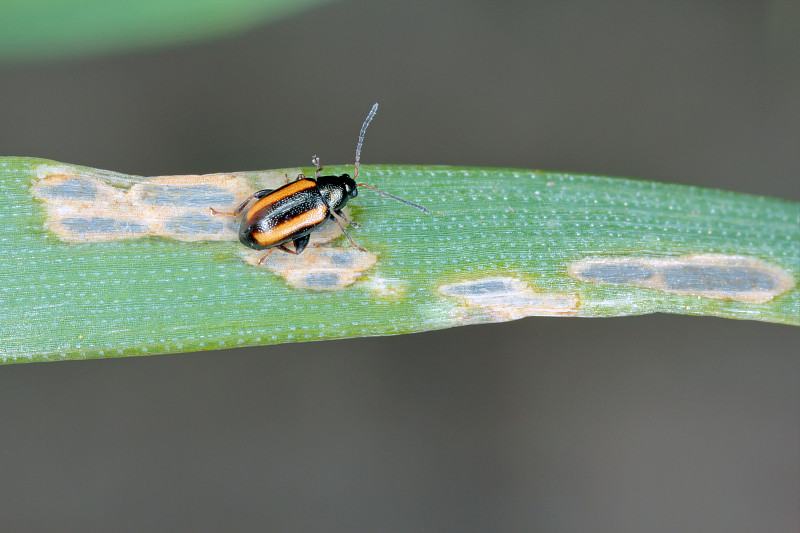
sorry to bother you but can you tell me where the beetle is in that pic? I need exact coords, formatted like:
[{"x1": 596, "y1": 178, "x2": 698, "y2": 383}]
[{"x1": 211, "y1": 103, "x2": 429, "y2": 265}]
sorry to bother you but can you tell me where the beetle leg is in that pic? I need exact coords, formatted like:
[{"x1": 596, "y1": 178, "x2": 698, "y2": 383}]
[
  {"x1": 268, "y1": 237, "x2": 310, "y2": 257},
  {"x1": 291, "y1": 234, "x2": 310, "y2": 254},
  {"x1": 257, "y1": 248, "x2": 276, "y2": 265},
  {"x1": 330, "y1": 211, "x2": 366, "y2": 252},
  {"x1": 334, "y1": 209, "x2": 360, "y2": 229},
  {"x1": 312, "y1": 155, "x2": 323, "y2": 179},
  {"x1": 210, "y1": 189, "x2": 272, "y2": 217}
]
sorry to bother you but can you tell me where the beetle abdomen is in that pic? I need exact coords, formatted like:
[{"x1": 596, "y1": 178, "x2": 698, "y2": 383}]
[{"x1": 239, "y1": 179, "x2": 329, "y2": 250}]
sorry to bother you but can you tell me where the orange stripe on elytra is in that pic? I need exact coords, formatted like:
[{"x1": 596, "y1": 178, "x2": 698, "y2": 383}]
[
  {"x1": 251, "y1": 204, "x2": 328, "y2": 246},
  {"x1": 245, "y1": 179, "x2": 317, "y2": 224}
]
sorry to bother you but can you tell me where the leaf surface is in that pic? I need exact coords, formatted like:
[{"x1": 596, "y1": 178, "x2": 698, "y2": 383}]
[{"x1": 1, "y1": 157, "x2": 797, "y2": 363}]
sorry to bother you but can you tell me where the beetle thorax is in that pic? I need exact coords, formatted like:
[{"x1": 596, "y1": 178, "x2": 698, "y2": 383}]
[{"x1": 316, "y1": 174, "x2": 358, "y2": 210}]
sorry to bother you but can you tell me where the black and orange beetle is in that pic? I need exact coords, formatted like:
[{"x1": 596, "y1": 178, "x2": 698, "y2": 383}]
[{"x1": 211, "y1": 103, "x2": 429, "y2": 264}]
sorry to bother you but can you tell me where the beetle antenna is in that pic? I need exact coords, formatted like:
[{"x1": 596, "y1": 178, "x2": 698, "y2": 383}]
[
  {"x1": 353, "y1": 103, "x2": 429, "y2": 214},
  {"x1": 354, "y1": 102, "x2": 379, "y2": 180},
  {"x1": 357, "y1": 183, "x2": 430, "y2": 214}
]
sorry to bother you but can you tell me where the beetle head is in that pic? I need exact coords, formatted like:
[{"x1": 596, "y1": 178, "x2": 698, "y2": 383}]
[{"x1": 341, "y1": 173, "x2": 358, "y2": 199}]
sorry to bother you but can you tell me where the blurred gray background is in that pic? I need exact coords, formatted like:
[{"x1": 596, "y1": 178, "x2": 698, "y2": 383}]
[{"x1": 0, "y1": 1, "x2": 798, "y2": 531}]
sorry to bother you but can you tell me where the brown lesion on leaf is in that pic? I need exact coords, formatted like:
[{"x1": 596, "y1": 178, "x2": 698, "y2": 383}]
[
  {"x1": 31, "y1": 165, "x2": 373, "y2": 288},
  {"x1": 439, "y1": 277, "x2": 579, "y2": 322},
  {"x1": 242, "y1": 246, "x2": 378, "y2": 291},
  {"x1": 30, "y1": 165, "x2": 297, "y2": 242},
  {"x1": 568, "y1": 254, "x2": 795, "y2": 303}
]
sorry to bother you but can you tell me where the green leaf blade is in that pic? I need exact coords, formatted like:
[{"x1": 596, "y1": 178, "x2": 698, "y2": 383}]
[{"x1": 1, "y1": 157, "x2": 797, "y2": 364}]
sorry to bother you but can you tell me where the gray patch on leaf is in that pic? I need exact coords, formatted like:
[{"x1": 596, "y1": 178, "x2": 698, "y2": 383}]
[
  {"x1": 304, "y1": 272, "x2": 341, "y2": 288},
  {"x1": 661, "y1": 265, "x2": 781, "y2": 292},
  {"x1": 61, "y1": 217, "x2": 148, "y2": 234},
  {"x1": 577, "y1": 264, "x2": 652, "y2": 283},
  {"x1": 439, "y1": 276, "x2": 579, "y2": 321},
  {"x1": 246, "y1": 246, "x2": 379, "y2": 291},
  {"x1": 36, "y1": 178, "x2": 98, "y2": 200},
  {"x1": 138, "y1": 185, "x2": 235, "y2": 207},
  {"x1": 569, "y1": 254, "x2": 795, "y2": 303},
  {"x1": 443, "y1": 279, "x2": 513, "y2": 296}
]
